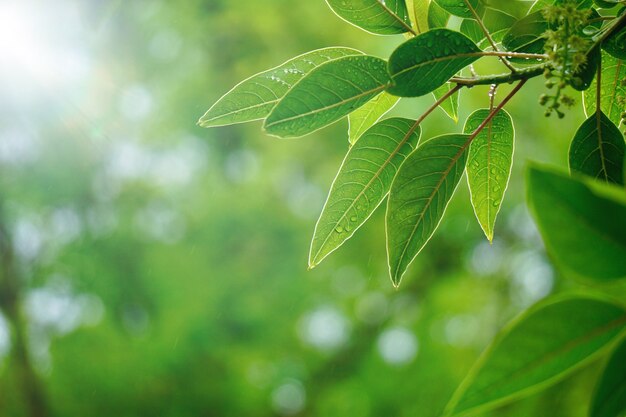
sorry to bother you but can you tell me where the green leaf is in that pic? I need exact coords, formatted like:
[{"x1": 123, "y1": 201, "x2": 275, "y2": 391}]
[
  {"x1": 482, "y1": 7, "x2": 518, "y2": 35},
  {"x1": 309, "y1": 118, "x2": 421, "y2": 267},
  {"x1": 198, "y1": 48, "x2": 362, "y2": 127},
  {"x1": 502, "y1": 12, "x2": 548, "y2": 58},
  {"x1": 428, "y1": 1, "x2": 451, "y2": 28},
  {"x1": 406, "y1": 0, "x2": 431, "y2": 33},
  {"x1": 325, "y1": 0, "x2": 413, "y2": 35},
  {"x1": 594, "y1": 0, "x2": 622, "y2": 8},
  {"x1": 433, "y1": 83, "x2": 460, "y2": 121},
  {"x1": 584, "y1": 52, "x2": 626, "y2": 129},
  {"x1": 386, "y1": 133, "x2": 470, "y2": 286},
  {"x1": 387, "y1": 29, "x2": 481, "y2": 97},
  {"x1": 527, "y1": 165, "x2": 626, "y2": 281},
  {"x1": 529, "y1": 0, "x2": 593, "y2": 13},
  {"x1": 603, "y1": 15, "x2": 626, "y2": 59},
  {"x1": 446, "y1": 295, "x2": 626, "y2": 417},
  {"x1": 433, "y1": 0, "x2": 481, "y2": 18},
  {"x1": 348, "y1": 92, "x2": 400, "y2": 145},
  {"x1": 590, "y1": 336, "x2": 626, "y2": 417},
  {"x1": 264, "y1": 55, "x2": 392, "y2": 138},
  {"x1": 464, "y1": 109, "x2": 514, "y2": 242},
  {"x1": 570, "y1": 46, "x2": 601, "y2": 91},
  {"x1": 569, "y1": 111, "x2": 625, "y2": 184}
]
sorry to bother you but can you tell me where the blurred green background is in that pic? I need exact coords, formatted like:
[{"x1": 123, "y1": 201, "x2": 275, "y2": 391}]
[{"x1": 0, "y1": 1, "x2": 604, "y2": 416}]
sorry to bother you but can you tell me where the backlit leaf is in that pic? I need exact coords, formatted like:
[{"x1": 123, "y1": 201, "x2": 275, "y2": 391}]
[
  {"x1": 527, "y1": 165, "x2": 626, "y2": 281},
  {"x1": 386, "y1": 133, "x2": 470, "y2": 285},
  {"x1": 584, "y1": 51, "x2": 626, "y2": 129},
  {"x1": 433, "y1": 0, "x2": 481, "y2": 18},
  {"x1": 603, "y1": 16, "x2": 626, "y2": 59},
  {"x1": 406, "y1": 0, "x2": 431, "y2": 34},
  {"x1": 569, "y1": 111, "x2": 625, "y2": 184},
  {"x1": 348, "y1": 92, "x2": 400, "y2": 145},
  {"x1": 310, "y1": 118, "x2": 421, "y2": 267},
  {"x1": 590, "y1": 336, "x2": 626, "y2": 417},
  {"x1": 325, "y1": 0, "x2": 413, "y2": 35},
  {"x1": 464, "y1": 109, "x2": 514, "y2": 242},
  {"x1": 446, "y1": 295, "x2": 626, "y2": 417},
  {"x1": 198, "y1": 48, "x2": 362, "y2": 127},
  {"x1": 428, "y1": 1, "x2": 451, "y2": 28},
  {"x1": 264, "y1": 55, "x2": 391, "y2": 138},
  {"x1": 570, "y1": 46, "x2": 600, "y2": 91},
  {"x1": 387, "y1": 29, "x2": 481, "y2": 97}
]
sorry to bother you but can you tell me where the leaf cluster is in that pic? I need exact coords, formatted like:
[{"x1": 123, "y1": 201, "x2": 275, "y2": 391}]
[{"x1": 199, "y1": 0, "x2": 626, "y2": 415}]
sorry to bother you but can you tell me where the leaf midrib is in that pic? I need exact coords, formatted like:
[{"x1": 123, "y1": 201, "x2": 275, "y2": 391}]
[{"x1": 312, "y1": 120, "x2": 420, "y2": 265}]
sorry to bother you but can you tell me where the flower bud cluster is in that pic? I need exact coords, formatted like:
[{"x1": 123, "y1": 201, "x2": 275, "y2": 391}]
[{"x1": 540, "y1": 0, "x2": 593, "y2": 118}]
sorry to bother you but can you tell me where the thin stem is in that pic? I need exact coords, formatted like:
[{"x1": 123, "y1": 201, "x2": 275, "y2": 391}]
[
  {"x1": 479, "y1": 51, "x2": 548, "y2": 60},
  {"x1": 463, "y1": 0, "x2": 517, "y2": 73},
  {"x1": 489, "y1": 84, "x2": 498, "y2": 109}
]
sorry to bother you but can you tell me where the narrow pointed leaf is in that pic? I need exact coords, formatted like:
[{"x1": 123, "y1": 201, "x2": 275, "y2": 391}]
[
  {"x1": 310, "y1": 118, "x2": 421, "y2": 267},
  {"x1": 198, "y1": 48, "x2": 362, "y2": 127},
  {"x1": 325, "y1": 0, "x2": 412, "y2": 35},
  {"x1": 348, "y1": 92, "x2": 400, "y2": 145},
  {"x1": 433, "y1": 83, "x2": 460, "y2": 121},
  {"x1": 464, "y1": 109, "x2": 514, "y2": 242},
  {"x1": 446, "y1": 296, "x2": 626, "y2": 417},
  {"x1": 433, "y1": 0, "x2": 481, "y2": 18},
  {"x1": 387, "y1": 29, "x2": 481, "y2": 97},
  {"x1": 386, "y1": 133, "x2": 470, "y2": 285},
  {"x1": 591, "y1": 336, "x2": 626, "y2": 417},
  {"x1": 584, "y1": 52, "x2": 626, "y2": 129},
  {"x1": 406, "y1": 0, "x2": 431, "y2": 34},
  {"x1": 527, "y1": 165, "x2": 626, "y2": 281},
  {"x1": 569, "y1": 111, "x2": 625, "y2": 184},
  {"x1": 264, "y1": 55, "x2": 392, "y2": 138}
]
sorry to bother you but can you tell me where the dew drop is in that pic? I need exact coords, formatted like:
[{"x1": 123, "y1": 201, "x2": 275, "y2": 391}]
[{"x1": 335, "y1": 226, "x2": 344, "y2": 233}]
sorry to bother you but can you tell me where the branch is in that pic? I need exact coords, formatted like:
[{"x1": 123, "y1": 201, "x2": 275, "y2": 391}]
[{"x1": 451, "y1": 64, "x2": 548, "y2": 87}]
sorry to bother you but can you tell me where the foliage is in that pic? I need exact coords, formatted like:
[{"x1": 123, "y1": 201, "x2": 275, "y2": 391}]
[{"x1": 201, "y1": 0, "x2": 626, "y2": 415}]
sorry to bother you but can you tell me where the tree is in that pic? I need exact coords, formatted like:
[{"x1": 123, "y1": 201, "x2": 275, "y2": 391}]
[{"x1": 199, "y1": 0, "x2": 626, "y2": 415}]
